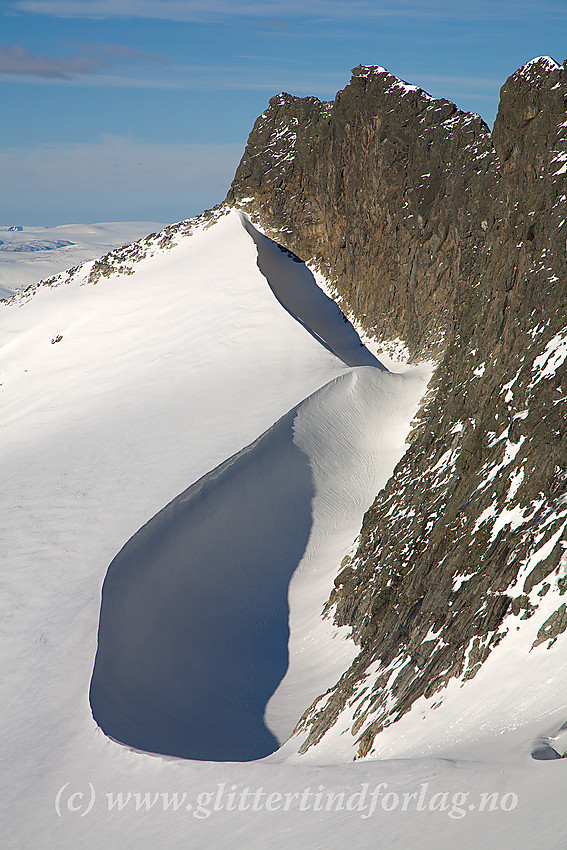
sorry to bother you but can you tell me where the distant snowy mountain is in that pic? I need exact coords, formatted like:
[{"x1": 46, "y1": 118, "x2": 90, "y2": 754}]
[
  {"x1": 0, "y1": 221, "x2": 166, "y2": 299},
  {"x1": 0, "y1": 238, "x2": 74, "y2": 251}
]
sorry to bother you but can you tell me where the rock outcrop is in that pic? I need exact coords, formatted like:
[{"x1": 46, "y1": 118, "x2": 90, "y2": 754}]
[
  {"x1": 227, "y1": 65, "x2": 498, "y2": 359},
  {"x1": 227, "y1": 57, "x2": 567, "y2": 756}
]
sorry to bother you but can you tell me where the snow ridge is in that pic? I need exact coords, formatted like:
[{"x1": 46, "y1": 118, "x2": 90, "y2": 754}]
[{"x1": 88, "y1": 210, "x2": 424, "y2": 761}]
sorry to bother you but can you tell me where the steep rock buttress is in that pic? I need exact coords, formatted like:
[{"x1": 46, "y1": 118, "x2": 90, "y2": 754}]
[{"x1": 227, "y1": 58, "x2": 567, "y2": 756}]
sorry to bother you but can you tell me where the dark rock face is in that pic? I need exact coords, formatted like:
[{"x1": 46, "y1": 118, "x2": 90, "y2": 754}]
[
  {"x1": 228, "y1": 66, "x2": 498, "y2": 359},
  {"x1": 227, "y1": 58, "x2": 567, "y2": 756}
]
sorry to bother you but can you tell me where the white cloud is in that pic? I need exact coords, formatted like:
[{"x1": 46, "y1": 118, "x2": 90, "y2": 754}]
[
  {"x1": 10, "y1": 0, "x2": 565, "y2": 22},
  {"x1": 0, "y1": 58, "x2": 347, "y2": 96},
  {"x1": 0, "y1": 41, "x2": 163, "y2": 79},
  {"x1": 0, "y1": 43, "x2": 104, "y2": 77}
]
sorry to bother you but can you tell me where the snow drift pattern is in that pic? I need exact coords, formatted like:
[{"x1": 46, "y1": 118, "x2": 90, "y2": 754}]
[
  {"x1": 90, "y1": 404, "x2": 314, "y2": 761},
  {"x1": 89, "y1": 212, "x2": 387, "y2": 760}
]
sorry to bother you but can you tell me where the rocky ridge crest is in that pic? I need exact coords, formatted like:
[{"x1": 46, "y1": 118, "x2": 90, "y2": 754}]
[{"x1": 227, "y1": 57, "x2": 567, "y2": 756}]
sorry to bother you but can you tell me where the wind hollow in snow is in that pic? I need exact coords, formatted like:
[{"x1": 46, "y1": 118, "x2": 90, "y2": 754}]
[
  {"x1": 90, "y1": 404, "x2": 314, "y2": 762},
  {"x1": 89, "y1": 211, "x2": 417, "y2": 762}
]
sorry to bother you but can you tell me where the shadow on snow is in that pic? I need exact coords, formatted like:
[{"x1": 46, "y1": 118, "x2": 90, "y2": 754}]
[
  {"x1": 90, "y1": 213, "x2": 383, "y2": 762},
  {"x1": 90, "y1": 407, "x2": 314, "y2": 761}
]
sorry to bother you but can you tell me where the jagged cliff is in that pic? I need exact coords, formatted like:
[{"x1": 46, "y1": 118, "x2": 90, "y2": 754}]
[
  {"x1": 227, "y1": 57, "x2": 567, "y2": 756},
  {"x1": 228, "y1": 64, "x2": 498, "y2": 359}
]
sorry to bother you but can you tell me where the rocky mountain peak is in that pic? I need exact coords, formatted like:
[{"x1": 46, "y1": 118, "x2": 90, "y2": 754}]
[
  {"x1": 228, "y1": 64, "x2": 497, "y2": 359},
  {"x1": 517, "y1": 54, "x2": 561, "y2": 77},
  {"x1": 227, "y1": 57, "x2": 567, "y2": 758},
  {"x1": 493, "y1": 55, "x2": 566, "y2": 177}
]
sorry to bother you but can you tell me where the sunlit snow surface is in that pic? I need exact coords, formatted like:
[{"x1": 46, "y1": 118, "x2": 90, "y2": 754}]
[
  {"x1": 0, "y1": 221, "x2": 166, "y2": 298},
  {"x1": 88, "y1": 214, "x2": 402, "y2": 762},
  {"x1": 2, "y1": 209, "x2": 566, "y2": 848}
]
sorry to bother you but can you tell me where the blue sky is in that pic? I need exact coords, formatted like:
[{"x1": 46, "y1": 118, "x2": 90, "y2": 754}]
[{"x1": 1, "y1": 0, "x2": 566, "y2": 225}]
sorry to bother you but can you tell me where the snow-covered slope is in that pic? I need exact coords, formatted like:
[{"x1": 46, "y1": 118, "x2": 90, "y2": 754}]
[
  {"x1": 0, "y1": 221, "x2": 166, "y2": 298},
  {"x1": 89, "y1": 364, "x2": 426, "y2": 763},
  {"x1": 2, "y1": 208, "x2": 565, "y2": 849}
]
